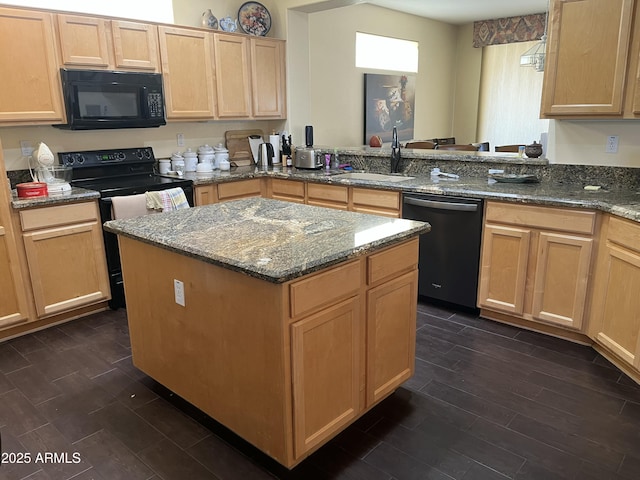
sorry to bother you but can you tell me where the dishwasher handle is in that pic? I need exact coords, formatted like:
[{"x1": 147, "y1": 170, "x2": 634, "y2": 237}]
[{"x1": 404, "y1": 196, "x2": 478, "y2": 212}]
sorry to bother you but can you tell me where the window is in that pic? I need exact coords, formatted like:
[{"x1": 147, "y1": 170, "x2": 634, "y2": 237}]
[
  {"x1": 356, "y1": 32, "x2": 418, "y2": 72},
  {"x1": 3, "y1": 0, "x2": 174, "y2": 23}
]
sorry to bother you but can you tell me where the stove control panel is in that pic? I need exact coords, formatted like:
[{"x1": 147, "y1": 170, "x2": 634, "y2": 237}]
[{"x1": 59, "y1": 147, "x2": 155, "y2": 167}]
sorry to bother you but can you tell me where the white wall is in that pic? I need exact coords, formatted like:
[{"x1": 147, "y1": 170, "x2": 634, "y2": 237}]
[{"x1": 306, "y1": 4, "x2": 458, "y2": 146}]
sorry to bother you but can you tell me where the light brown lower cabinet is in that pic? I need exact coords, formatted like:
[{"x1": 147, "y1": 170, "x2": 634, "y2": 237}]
[
  {"x1": 589, "y1": 215, "x2": 640, "y2": 369},
  {"x1": 306, "y1": 183, "x2": 349, "y2": 210},
  {"x1": 119, "y1": 234, "x2": 419, "y2": 468},
  {"x1": 18, "y1": 202, "x2": 110, "y2": 318},
  {"x1": 478, "y1": 201, "x2": 596, "y2": 331}
]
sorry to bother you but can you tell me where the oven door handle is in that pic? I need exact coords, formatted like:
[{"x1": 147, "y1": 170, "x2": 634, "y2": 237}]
[{"x1": 403, "y1": 197, "x2": 478, "y2": 212}]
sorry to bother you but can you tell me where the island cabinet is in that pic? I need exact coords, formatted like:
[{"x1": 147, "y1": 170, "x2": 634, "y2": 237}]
[
  {"x1": 116, "y1": 226, "x2": 420, "y2": 467},
  {"x1": 541, "y1": 0, "x2": 639, "y2": 118},
  {"x1": 478, "y1": 201, "x2": 596, "y2": 332},
  {"x1": 158, "y1": 26, "x2": 216, "y2": 120},
  {"x1": 589, "y1": 215, "x2": 640, "y2": 372},
  {"x1": 56, "y1": 14, "x2": 160, "y2": 71},
  {"x1": 16, "y1": 202, "x2": 110, "y2": 318},
  {"x1": 0, "y1": 7, "x2": 64, "y2": 125}
]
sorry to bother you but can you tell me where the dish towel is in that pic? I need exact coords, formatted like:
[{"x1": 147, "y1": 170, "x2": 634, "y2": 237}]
[
  {"x1": 145, "y1": 191, "x2": 164, "y2": 211},
  {"x1": 165, "y1": 187, "x2": 190, "y2": 211},
  {"x1": 145, "y1": 188, "x2": 190, "y2": 212}
]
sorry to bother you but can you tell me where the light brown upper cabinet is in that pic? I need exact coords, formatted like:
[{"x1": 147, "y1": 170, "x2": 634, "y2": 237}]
[
  {"x1": 541, "y1": 0, "x2": 636, "y2": 117},
  {"x1": 214, "y1": 33, "x2": 287, "y2": 119},
  {"x1": 158, "y1": 26, "x2": 216, "y2": 120},
  {"x1": 250, "y1": 37, "x2": 286, "y2": 118},
  {"x1": 56, "y1": 14, "x2": 160, "y2": 71},
  {"x1": 0, "y1": 7, "x2": 64, "y2": 124},
  {"x1": 214, "y1": 33, "x2": 252, "y2": 118}
]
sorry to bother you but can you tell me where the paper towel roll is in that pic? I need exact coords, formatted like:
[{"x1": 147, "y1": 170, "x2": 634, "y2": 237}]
[{"x1": 269, "y1": 134, "x2": 280, "y2": 164}]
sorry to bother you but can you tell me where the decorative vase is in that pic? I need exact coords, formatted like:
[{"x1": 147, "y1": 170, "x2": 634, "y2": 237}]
[
  {"x1": 525, "y1": 141, "x2": 543, "y2": 158},
  {"x1": 201, "y1": 9, "x2": 218, "y2": 29}
]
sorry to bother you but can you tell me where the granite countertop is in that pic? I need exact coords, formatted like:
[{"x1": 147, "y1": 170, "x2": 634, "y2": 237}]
[
  {"x1": 103, "y1": 197, "x2": 430, "y2": 283},
  {"x1": 181, "y1": 166, "x2": 640, "y2": 223},
  {"x1": 10, "y1": 187, "x2": 100, "y2": 209}
]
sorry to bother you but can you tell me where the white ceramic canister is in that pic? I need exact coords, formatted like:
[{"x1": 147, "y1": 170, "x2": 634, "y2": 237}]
[
  {"x1": 158, "y1": 159, "x2": 171, "y2": 174},
  {"x1": 197, "y1": 144, "x2": 215, "y2": 166},
  {"x1": 212, "y1": 143, "x2": 228, "y2": 169}
]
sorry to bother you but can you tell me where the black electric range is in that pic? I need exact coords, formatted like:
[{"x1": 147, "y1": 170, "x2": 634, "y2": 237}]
[{"x1": 59, "y1": 147, "x2": 194, "y2": 309}]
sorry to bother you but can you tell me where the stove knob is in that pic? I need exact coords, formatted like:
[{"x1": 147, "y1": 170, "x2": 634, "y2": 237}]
[
  {"x1": 61, "y1": 154, "x2": 72, "y2": 165},
  {"x1": 74, "y1": 154, "x2": 85, "y2": 164},
  {"x1": 117, "y1": 152, "x2": 126, "y2": 161},
  {"x1": 135, "y1": 150, "x2": 144, "y2": 160},
  {"x1": 143, "y1": 149, "x2": 152, "y2": 159}
]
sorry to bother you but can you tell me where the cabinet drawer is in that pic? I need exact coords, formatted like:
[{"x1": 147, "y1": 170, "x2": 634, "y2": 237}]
[
  {"x1": 352, "y1": 188, "x2": 399, "y2": 211},
  {"x1": 608, "y1": 216, "x2": 640, "y2": 253},
  {"x1": 307, "y1": 183, "x2": 348, "y2": 203},
  {"x1": 485, "y1": 202, "x2": 595, "y2": 235},
  {"x1": 289, "y1": 260, "x2": 361, "y2": 319},
  {"x1": 217, "y1": 179, "x2": 262, "y2": 200},
  {"x1": 368, "y1": 238, "x2": 418, "y2": 285},
  {"x1": 20, "y1": 202, "x2": 98, "y2": 231},
  {"x1": 271, "y1": 179, "x2": 304, "y2": 198}
]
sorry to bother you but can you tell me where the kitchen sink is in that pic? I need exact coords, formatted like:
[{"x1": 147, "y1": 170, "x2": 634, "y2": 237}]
[{"x1": 335, "y1": 172, "x2": 415, "y2": 182}]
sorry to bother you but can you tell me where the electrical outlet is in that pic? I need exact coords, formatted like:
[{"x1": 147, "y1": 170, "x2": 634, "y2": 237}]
[
  {"x1": 606, "y1": 135, "x2": 619, "y2": 153},
  {"x1": 174, "y1": 279, "x2": 185, "y2": 306},
  {"x1": 177, "y1": 133, "x2": 185, "y2": 147},
  {"x1": 20, "y1": 140, "x2": 33, "y2": 157}
]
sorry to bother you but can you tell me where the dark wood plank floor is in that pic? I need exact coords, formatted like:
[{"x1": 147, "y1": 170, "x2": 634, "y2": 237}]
[{"x1": 1, "y1": 300, "x2": 639, "y2": 480}]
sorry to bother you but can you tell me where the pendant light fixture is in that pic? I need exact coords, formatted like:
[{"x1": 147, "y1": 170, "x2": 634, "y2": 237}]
[{"x1": 520, "y1": 0, "x2": 549, "y2": 72}]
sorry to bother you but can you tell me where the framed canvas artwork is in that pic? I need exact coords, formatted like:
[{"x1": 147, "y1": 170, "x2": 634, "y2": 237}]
[{"x1": 364, "y1": 73, "x2": 415, "y2": 145}]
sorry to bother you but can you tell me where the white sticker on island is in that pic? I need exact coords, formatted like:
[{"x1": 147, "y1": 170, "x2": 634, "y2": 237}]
[{"x1": 174, "y1": 279, "x2": 185, "y2": 307}]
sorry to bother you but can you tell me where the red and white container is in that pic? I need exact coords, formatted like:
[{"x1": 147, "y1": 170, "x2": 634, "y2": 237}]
[{"x1": 16, "y1": 182, "x2": 48, "y2": 198}]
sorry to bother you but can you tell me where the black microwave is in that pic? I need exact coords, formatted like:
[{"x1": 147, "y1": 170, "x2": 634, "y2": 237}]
[{"x1": 54, "y1": 68, "x2": 166, "y2": 130}]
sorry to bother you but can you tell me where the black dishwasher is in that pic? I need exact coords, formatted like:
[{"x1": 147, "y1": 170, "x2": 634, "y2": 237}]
[{"x1": 402, "y1": 193, "x2": 483, "y2": 310}]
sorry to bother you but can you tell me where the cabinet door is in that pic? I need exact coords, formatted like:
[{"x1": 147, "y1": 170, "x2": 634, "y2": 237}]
[
  {"x1": 594, "y1": 244, "x2": 640, "y2": 367},
  {"x1": 214, "y1": 33, "x2": 252, "y2": 118},
  {"x1": 112, "y1": 21, "x2": 159, "y2": 71},
  {"x1": 0, "y1": 8, "x2": 64, "y2": 123},
  {"x1": 366, "y1": 270, "x2": 417, "y2": 406},
  {"x1": 195, "y1": 185, "x2": 217, "y2": 206},
  {"x1": 541, "y1": 0, "x2": 634, "y2": 116},
  {"x1": 158, "y1": 26, "x2": 216, "y2": 119},
  {"x1": 250, "y1": 38, "x2": 286, "y2": 118},
  {"x1": 352, "y1": 188, "x2": 400, "y2": 218},
  {"x1": 0, "y1": 226, "x2": 29, "y2": 329},
  {"x1": 531, "y1": 232, "x2": 593, "y2": 329},
  {"x1": 306, "y1": 184, "x2": 349, "y2": 210},
  {"x1": 478, "y1": 224, "x2": 531, "y2": 314},
  {"x1": 291, "y1": 297, "x2": 361, "y2": 458},
  {"x1": 23, "y1": 221, "x2": 110, "y2": 317},
  {"x1": 57, "y1": 14, "x2": 111, "y2": 67},
  {"x1": 217, "y1": 179, "x2": 262, "y2": 202}
]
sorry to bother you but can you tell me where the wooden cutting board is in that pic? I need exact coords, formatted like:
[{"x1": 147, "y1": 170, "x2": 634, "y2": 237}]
[{"x1": 225, "y1": 129, "x2": 263, "y2": 166}]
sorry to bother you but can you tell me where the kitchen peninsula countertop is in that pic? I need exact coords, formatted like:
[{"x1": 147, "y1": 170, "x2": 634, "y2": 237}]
[
  {"x1": 104, "y1": 197, "x2": 430, "y2": 283},
  {"x1": 182, "y1": 166, "x2": 640, "y2": 223}
]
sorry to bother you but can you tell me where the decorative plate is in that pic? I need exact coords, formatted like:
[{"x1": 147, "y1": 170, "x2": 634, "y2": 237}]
[
  {"x1": 238, "y1": 1, "x2": 271, "y2": 36},
  {"x1": 490, "y1": 174, "x2": 539, "y2": 183}
]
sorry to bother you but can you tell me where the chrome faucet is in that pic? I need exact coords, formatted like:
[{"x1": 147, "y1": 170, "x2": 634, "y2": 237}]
[{"x1": 390, "y1": 126, "x2": 401, "y2": 173}]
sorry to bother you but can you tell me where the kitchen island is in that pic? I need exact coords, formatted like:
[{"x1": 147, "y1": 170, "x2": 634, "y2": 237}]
[{"x1": 104, "y1": 197, "x2": 430, "y2": 468}]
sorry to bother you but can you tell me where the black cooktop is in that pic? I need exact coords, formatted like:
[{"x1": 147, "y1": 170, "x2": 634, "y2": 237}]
[{"x1": 59, "y1": 147, "x2": 192, "y2": 197}]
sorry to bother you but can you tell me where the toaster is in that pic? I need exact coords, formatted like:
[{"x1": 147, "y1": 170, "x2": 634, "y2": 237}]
[{"x1": 294, "y1": 147, "x2": 322, "y2": 169}]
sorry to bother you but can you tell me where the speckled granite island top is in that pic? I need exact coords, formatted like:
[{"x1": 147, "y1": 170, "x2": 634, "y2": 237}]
[{"x1": 103, "y1": 197, "x2": 430, "y2": 283}]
